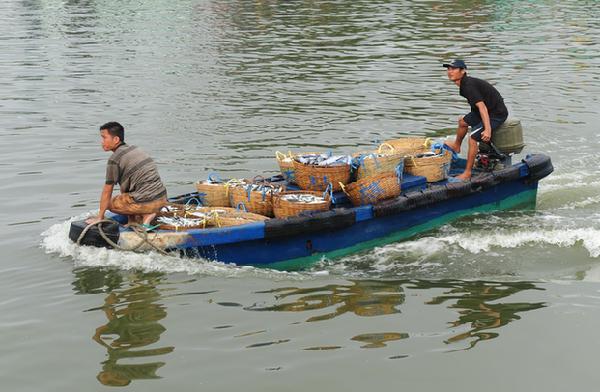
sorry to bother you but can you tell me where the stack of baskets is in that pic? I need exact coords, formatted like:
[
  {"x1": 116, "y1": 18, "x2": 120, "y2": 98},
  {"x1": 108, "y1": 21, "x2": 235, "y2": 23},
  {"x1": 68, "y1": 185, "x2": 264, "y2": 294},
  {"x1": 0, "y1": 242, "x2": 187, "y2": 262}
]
[{"x1": 191, "y1": 136, "x2": 454, "y2": 222}]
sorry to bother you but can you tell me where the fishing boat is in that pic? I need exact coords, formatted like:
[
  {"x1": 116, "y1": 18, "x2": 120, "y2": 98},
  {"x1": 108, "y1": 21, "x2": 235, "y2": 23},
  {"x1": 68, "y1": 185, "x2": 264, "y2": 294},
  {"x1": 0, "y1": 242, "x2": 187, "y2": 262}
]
[{"x1": 69, "y1": 152, "x2": 553, "y2": 270}]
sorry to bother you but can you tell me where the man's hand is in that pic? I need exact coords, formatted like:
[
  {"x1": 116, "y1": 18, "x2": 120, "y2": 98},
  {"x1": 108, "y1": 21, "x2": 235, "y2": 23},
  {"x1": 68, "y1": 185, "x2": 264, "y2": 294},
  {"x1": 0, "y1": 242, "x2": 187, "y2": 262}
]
[{"x1": 481, "y1": 128, "x2": 492, "y2": 143}]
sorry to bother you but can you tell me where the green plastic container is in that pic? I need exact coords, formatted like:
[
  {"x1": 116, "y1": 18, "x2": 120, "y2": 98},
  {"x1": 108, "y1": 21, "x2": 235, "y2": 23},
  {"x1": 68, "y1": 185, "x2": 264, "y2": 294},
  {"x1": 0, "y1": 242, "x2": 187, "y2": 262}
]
[{"x1": 481, "y1": 118, "x2": 525, "y2": 154}]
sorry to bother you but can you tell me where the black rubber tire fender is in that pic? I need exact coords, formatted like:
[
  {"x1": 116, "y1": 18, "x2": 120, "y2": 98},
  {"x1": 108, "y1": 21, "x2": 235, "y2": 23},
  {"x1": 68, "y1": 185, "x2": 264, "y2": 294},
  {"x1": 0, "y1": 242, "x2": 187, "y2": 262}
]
[
  {"x1": 523, "y1": 154, "x2": 554, "y2": 181},
  {"x1": 492, "y1": 165, "x2": 523, "y2": 182},
  {"x1": 69, "y1": 220, "x2": 120, "y2": 248},
  {"x1": 265, "y1": 209, "x2": 356, "y2": 239}
]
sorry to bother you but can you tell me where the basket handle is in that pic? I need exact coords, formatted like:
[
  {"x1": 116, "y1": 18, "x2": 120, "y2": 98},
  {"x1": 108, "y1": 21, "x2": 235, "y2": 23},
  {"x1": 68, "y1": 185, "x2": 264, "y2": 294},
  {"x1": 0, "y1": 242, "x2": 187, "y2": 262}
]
[
  {"x1": 185, "y1": 197, "x2": 202, "y2": 208},
  {"x1": 252, "y1": 175, "x2": 265, "y2": 183},
  {"x1": 409, "y1": 155, "x2": 417, "y2": 167},
  {"x1": 339, "y1": 182, "x2": 350, "y2": 198},
  {"x1": 395, "y1": 162, "x2": 404, "y2": 184},
  {"x1": 207, "y1": 172, "x2": 222, "y2": 183},
  {"x1": 245, "y1": 184, "x2": 254, "y2": 202},
  {"x1": 275, "y1": 151, "x2": 287, "y2": 161},
  {"x1": 322, "y1": 183, "x2": 334, "y2": 202},
  {"x1": 378, "y1": 142, "x2": 395, "y2": 154},
  {"x1": 211, "y1": 210, "x2": 221, "y2": 228},
  {"x1": 423, "y1": 138, "x2": 432, "y2": 148}
]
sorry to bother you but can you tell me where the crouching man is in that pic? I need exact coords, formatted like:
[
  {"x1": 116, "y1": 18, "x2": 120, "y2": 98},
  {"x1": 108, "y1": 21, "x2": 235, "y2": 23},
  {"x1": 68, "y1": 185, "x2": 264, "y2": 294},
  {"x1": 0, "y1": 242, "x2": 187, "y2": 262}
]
[{"x1": 86, "y1": 122, "x2": 167, "y2": 228}]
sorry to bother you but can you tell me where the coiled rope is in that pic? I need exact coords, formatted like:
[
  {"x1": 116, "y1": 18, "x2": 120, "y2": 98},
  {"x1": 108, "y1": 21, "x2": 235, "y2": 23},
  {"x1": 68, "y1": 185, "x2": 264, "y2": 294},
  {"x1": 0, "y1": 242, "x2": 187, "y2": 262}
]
[{"x1": 76, "y1": 219, "x2": 169, "y2": 256}]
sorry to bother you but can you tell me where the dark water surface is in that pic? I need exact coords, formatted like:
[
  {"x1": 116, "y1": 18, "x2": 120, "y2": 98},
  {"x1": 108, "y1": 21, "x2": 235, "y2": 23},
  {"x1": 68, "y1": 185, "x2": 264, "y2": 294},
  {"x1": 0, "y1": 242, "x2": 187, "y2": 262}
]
[{"x1": 2, "y1": 0, "x2": 600, "y2": 390}]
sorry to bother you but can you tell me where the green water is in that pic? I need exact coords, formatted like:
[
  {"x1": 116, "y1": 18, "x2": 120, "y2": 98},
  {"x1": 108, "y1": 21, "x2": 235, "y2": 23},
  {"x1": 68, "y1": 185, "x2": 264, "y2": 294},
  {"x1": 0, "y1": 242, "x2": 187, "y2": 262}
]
[{"x1": 2, "y1": 1, "x2": 600, "y2": 391}]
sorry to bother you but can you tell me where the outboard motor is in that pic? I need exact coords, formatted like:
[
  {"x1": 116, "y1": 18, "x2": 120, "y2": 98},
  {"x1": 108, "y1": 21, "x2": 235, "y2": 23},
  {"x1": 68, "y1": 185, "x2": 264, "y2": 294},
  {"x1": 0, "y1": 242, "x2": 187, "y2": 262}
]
[{"x1": 477, "y1": 118, "x2": 525, "y2": 171}]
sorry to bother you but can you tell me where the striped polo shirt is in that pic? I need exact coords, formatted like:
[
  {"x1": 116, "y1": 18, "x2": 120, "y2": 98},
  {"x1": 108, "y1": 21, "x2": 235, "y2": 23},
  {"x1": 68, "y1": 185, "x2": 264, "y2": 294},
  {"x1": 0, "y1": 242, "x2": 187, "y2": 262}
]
[{"x1": 105, "y1": 143, "x2": 167, "y2": 203}]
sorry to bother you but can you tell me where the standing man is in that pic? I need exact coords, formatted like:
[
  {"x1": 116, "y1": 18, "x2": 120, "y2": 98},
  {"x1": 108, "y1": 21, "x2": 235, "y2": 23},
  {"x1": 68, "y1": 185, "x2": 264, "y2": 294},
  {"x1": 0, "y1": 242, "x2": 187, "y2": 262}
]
[
  {"x1": 443, "y1": 59, "x2": 508, "y2": 180},
  {"x1": 86, "y1": 122, "x2": 167, "y2": 228}
]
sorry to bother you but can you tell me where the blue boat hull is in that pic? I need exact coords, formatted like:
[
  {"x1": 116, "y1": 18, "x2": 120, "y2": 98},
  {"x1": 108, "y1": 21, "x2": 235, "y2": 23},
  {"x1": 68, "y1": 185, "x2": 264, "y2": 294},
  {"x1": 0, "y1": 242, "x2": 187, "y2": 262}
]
[{"x1": 179, "y1": 178, "x2": 538, "y2": 270}]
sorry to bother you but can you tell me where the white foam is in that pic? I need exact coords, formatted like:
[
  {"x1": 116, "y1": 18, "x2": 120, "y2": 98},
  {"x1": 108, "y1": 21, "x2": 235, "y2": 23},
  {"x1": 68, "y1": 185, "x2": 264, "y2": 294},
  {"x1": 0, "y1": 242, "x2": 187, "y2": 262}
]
[
  {"x1": 558, "y1": 195, "x2": 600, "y2": 210},
  {"x1": 540, "y1": 178, "x2": 600, "y2": 192},
  {"x1": 415, "y1": 228, "x2": 600, "y2": 258},
  {"x1": 40, "y1": 214, "x2": 305, "y2": 280}
]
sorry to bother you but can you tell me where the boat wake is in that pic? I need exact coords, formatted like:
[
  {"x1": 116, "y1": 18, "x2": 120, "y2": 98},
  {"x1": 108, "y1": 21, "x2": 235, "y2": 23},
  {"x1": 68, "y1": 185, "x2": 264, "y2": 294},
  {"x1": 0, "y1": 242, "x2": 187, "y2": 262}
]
[{"x1": 328, "y1": 210, "x2": 600, "y2": 279}]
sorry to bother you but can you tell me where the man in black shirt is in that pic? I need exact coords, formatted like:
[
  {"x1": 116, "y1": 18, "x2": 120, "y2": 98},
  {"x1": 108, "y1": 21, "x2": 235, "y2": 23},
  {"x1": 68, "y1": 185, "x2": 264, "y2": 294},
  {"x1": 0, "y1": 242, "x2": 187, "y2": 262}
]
[{"x1": 443, "y1": 59, "x2": 508, "y2": 180}]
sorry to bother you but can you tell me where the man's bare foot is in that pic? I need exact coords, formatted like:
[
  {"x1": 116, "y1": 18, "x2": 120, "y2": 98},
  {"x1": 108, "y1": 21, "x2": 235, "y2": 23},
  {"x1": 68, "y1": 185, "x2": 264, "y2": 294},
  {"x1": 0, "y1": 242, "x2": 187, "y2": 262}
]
[
  {"x1": 454, "y1": 172, "x2": 471, "y2": 181},
  {"x1": 444, "y1": 141, "x2": 461, "y2": 154},
  {"x1": 142, "y1": 213, "x2": 157, "y2": 226}
]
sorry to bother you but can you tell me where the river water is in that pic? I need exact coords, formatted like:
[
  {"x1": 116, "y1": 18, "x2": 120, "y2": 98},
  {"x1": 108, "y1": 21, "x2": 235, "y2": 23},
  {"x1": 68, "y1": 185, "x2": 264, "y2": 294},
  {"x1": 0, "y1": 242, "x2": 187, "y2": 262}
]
[{"x1": 2, "y1": 0, "x2": 600, "y2": 390}]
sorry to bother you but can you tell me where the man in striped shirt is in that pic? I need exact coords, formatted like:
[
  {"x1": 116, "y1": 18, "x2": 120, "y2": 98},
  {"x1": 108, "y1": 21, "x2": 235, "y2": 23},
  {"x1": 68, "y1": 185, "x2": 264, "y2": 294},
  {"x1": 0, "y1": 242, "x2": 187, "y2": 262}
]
[{"x1": 86, "y1": 122, "x2": 167, "y2": 228}]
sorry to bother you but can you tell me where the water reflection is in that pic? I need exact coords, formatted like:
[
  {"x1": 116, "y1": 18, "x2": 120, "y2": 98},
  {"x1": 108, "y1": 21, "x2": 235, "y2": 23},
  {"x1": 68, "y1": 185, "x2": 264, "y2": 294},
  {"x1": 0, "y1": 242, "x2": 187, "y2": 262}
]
[
  {"x1": 248, "y1": 279, "x2": 545, "y2": 350},
  {"x1": 351, "y1": 332, "x2": 409, "y2": 349},
  {"x1": 75, "y1": 269, "x2": 174, "y2": 387},
  {"x1": 412, "y1": 280, "x2": 546, "y2": 349},
  {"x1": 247, "y1": 280, "x2": 404, "y2": 322}
]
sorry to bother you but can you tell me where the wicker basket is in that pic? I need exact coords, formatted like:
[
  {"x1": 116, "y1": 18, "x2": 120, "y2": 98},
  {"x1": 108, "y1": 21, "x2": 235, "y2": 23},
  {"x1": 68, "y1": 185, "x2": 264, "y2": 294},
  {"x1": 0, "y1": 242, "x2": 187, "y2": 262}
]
[
  {"x1": 404, "y1": 149, "x2": 452, "y2": 182},
  {"x1": 273, "y1": 190, "x2": 331, "y2": 218},
  {"x1": 355, "y1": 143, "x2": 406, "y2": 180},
  {"x1": 195, "y1": 182, "x2": 229, "y2": 207},
  {"x1": 229, "y1": 182, "x2": 284, "y2": 217},
  {"x1": 341, "y1": 173, "x2": 402, "y2": 207},
  {"x1": 195, "y1": 173, "x2": 233, "y2": 207},
  {"x1": 382, "y1": 137, "x2": 431, "y2": 156},
  {"x1": 292, "y1": 159, "x2": 351, "y2": 192}
]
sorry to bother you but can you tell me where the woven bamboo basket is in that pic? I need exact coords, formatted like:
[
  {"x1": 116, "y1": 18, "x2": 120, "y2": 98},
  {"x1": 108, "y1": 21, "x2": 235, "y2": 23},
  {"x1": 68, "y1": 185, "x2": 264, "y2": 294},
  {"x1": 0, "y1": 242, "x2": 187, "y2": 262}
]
[
  {"x1": 195, "y1": 182, "x2": 230, "y2": 207},
  {"x1": 292, "y1": 159, "x2": 351, "y2": 192},
  {"x1": 340, "y1": 173, "x2": 402, "y2": 207},
  {"x1": 273, "y1": 190, "x2": 331, "y2": 218},
  {"x1": 404, "y1": 149, "x2": 452, "y2": 182},
  {"x1": 229, "y1": 182, "x2": 284, "y2": 217},
  {"x1": 355, "y1": 143, "x2": 406, "y2": 180},
  {"x1": 275, "y1": 151, "x2": 297, "y2": 184},
  {"x1": 382, "y1": 137, "x2": 432, "y2": 156}
]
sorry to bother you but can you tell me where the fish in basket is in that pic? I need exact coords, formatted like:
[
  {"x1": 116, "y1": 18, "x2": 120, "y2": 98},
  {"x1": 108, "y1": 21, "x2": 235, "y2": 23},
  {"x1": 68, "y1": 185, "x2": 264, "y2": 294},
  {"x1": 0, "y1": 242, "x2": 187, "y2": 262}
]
[
  {"x1": 292, "y1": 153, "x2": 352, "y2": 192},
  {"x1": 273, "y1": 186, "x2": 333, "y2": 218},
  {"x1": 156, "y1": 205, "x2": 267, "y2": 231}
]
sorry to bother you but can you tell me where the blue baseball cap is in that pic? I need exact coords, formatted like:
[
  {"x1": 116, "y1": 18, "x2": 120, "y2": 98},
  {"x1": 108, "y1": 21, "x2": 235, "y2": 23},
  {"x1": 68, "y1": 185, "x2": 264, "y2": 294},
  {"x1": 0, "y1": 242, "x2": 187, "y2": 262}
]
[{"x1": 442, "y1": 59, "x2": 467, "y2": 69}]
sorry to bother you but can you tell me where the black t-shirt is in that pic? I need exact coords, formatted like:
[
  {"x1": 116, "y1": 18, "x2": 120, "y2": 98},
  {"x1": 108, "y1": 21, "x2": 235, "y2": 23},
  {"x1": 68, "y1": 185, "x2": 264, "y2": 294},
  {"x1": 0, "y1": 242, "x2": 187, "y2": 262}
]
[{"x1": 459, "y1": 75, "x2": 508, "y2": 119}]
